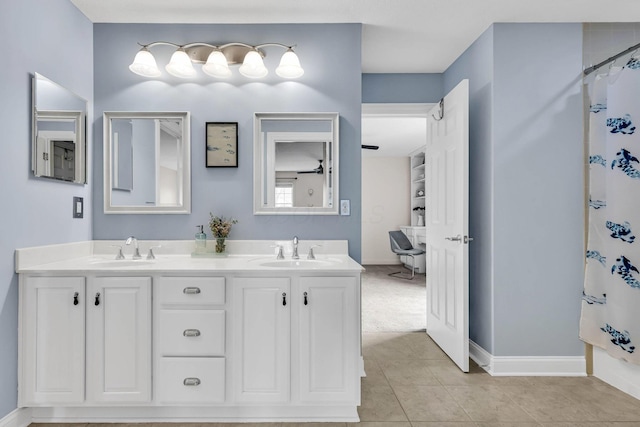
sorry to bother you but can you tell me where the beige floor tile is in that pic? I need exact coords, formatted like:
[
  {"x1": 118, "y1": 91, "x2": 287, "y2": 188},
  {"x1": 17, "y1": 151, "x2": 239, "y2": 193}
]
[
  {"x1": 501, "y1": 385, "x2": 599, "y2": 423},
  {"x1": 286, "y1": 423, "x2": 346, "y2": 427},
  {"x1": 347, "y1": 423, "x2": 412, "y2": 426},
  {"x1": 411, "y1": 423, "x2": 479, "y2": 427},
  {"x1": 558, "y1": 382, "x2": 640, "y2": 422},
  {"x1": 475, "y1": 423, "x2": 541, "y2": 427},
  {"x1": 362, "y1": 358, "x2": 391, "y2": 386},
  {"x1": 396, "y1": 333, "x2": 449, "y2": 360},
  {"x1": 392, "y1": 385, "x2": 472, "y2": 422},
  {"x1": 362, "y1": 333, "x2": 423, "y2": 361},
  {"x1": 426, "y1": 359, "x2": 494, "y2": 386},
  {"x1": 445, "y1": 385, "x2": 536, "y2": 423},
  {"x1": 379, "y1": 359, "x2": 440, "y2": 386},
  {"x1": 358, "y1": 383, "x2": 409, "y2": 422}
]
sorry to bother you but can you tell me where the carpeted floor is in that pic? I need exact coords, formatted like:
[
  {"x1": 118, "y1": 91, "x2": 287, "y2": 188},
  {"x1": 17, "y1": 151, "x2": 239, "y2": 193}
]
[{"x1": 361, "y1": 264, "x2": 426, "y2": 332}]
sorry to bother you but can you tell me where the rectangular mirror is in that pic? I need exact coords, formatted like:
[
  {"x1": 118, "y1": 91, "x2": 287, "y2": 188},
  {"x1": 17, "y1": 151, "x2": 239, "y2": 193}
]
[
  {"x1": 32, "y1": 73, "x2": 87, "y2": 184},
  {"x1": 104, "y1": 111, "x2": 191, "y2": 214},
  {"x1": 254, "y1": 112, "x2": 339, "y2": 215}
]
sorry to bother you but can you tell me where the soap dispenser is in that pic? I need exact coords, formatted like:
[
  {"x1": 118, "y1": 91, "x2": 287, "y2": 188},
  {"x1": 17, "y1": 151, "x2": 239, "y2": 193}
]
[{"x1": 195, "y1": 225, "x2": 207, "y2": 253}]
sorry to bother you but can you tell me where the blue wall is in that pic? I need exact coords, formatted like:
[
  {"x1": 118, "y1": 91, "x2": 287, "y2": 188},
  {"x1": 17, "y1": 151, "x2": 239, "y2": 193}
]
[
  {"x1": 0, "y1": 0, "x2": 93, "y2": 418},
  {"x1": 92, "y1": 23, "x2": 363, "y2": 261},
  {"x1": 491, "y1": 23, "x2": 584, "y2": 357},
  {"x1": 362, "y1": 73, "x2": 443, "y2": 103},
  {"x1": 444, "y1": 23, "x2": 585, "y2": 357}
]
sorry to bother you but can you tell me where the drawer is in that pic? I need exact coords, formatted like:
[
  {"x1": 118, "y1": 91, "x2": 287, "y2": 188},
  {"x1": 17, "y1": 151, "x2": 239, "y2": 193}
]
[
  {"x1": 158, "y1": 276, "x2": 225, "y2": 307},
  {"x1": 157, "y1": 357, "x2": 225, "y2": 404},
  {"x1": 159, "y1": 310, "x2": 225, "y2": 356}
]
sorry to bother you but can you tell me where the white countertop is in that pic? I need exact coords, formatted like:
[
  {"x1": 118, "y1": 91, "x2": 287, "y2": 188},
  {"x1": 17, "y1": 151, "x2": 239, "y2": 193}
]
[{"x1": 15, "y1": 240, "x2": 363, "y2": 274}]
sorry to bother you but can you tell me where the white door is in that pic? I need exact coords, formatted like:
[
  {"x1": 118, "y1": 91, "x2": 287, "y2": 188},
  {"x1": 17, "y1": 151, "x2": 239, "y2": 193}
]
[
  {"x1": 425, "y1": 79, "x2": 470, "y2": 372},
  {"x1": 21, "y1": 277, "x2": 85, "y2": 405},
  {"x1": 234, "y1": 277, "x2": 291, "y2": 403},
  {"x1": 298, "y1": 276, "x2": 358, "y2": 403},
  {"x1": 86, "y1": 276, "x2": 152, "y2": 403}
]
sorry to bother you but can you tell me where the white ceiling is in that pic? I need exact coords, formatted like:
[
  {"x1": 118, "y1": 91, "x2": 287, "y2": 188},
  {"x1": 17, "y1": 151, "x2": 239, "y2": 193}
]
[
  {"x1": 70, "y1": 0, "x2": 640, "y2": 157},
  {"x1": 71, "y1": 0, "x2": 640, "y2": 73}
]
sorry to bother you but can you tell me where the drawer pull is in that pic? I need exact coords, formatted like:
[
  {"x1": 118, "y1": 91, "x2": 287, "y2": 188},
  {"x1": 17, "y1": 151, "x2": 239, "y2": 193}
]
[
  {"x1": 183, "y1": 377, "x2": 201, "y2": 386},
  {"x1": 183, "y1": 287, "x2": 201, "y2": 294},
  {"x1": 183, "y1": 329, "x2": 201, "y2": 337}
]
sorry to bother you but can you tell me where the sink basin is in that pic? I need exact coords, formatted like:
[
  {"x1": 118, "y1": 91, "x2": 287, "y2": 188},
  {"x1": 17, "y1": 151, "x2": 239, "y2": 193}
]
[
  {"x1": 256, "y1": 258, "x2": 340, "y2": 268},
  {"x1": 89, "y1": 259, "x2": 155, "y2": 267}
]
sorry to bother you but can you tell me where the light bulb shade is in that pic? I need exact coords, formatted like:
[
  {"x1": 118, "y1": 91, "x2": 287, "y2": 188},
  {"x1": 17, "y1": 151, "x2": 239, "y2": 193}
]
[
  {"x1": 239, "y1": 50, "x2": 268, "y2": 78},
  {"x1": 202, "y1": 50, "x2": 232, "y2": 78},
  {"x1": 165, "y1": 49, "x2": 196, "y2": 78},
  {"x1": 129, "y1": 48, "x2": 161, "y2": 77},
  {"x1": 276, "y1": 49, "x2": 304, "y2": 78}
]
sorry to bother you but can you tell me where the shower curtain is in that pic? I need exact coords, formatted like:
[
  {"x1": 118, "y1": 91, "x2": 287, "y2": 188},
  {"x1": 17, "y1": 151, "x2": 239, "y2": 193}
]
[{"x1": 581, "y1": 57, "x2": 640, "y2": 364}]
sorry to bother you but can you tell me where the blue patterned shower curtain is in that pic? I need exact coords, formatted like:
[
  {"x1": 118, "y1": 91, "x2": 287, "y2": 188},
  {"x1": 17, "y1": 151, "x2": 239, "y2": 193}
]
[{"x1": 581, "y1": 58, "x2": 640, "y2": 364}]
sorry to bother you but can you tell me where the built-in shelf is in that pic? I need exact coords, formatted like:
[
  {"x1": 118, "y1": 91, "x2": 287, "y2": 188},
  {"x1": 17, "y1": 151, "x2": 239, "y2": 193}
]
[{"x1": 409, "y1": 146, "x2": 426, "y2": 227}]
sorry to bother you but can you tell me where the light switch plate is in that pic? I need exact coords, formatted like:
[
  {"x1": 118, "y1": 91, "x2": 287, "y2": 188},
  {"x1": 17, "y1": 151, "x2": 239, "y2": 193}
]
[
  {"x1": 340, "y1": 199, "x2": 350, "y2": 216},
  {"x1": 73, "y1": 197, "x2": 83, "y2": 218}
]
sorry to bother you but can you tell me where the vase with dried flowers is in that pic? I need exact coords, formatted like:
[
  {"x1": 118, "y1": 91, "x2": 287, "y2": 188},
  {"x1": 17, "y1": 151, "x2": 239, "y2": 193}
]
[{"x1": 209, "y1": 212, "x2": 238, "y2": 253}]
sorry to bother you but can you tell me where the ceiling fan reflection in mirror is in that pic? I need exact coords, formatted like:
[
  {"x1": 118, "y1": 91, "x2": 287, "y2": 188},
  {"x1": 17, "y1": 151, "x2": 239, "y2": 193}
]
[{"x1": 297, "y1": 159, "x2": 324, "y2": 174}]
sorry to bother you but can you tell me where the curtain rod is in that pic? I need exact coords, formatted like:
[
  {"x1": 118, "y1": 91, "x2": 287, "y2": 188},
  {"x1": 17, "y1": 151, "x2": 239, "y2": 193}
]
[{"x1": 584, "y1": 41, "x2": 640, "y2": 76}]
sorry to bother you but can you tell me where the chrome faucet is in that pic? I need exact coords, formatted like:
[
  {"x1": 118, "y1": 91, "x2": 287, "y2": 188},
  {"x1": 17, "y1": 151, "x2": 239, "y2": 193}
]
[
  {"x1": 125, "y1": 236, "x2": 142, "y2": 259},
  {"x1": 292, "y1": 236, "x2": 300, "y2": 259}
]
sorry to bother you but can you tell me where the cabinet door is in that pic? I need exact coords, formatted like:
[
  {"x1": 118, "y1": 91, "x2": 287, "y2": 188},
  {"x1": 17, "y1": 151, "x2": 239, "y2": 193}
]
[
  {"x1": 233, "y1": 277, "x2": 290, "y2": 403},
  {"x1": 21, "y1": 276, "x2": 85, "y2": 405},
  {"x1": 298, "y1": 276, "x2": 359, "y2": 403},
  {"x1": 86, "y1": 276, "x2": 152, "y2": 403}
]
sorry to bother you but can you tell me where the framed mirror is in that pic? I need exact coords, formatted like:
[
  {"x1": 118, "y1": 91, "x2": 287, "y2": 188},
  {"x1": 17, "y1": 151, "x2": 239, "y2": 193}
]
[
  {"x1": 104, "y1": 111, "x2": 191, "y2": 214},
  {"x1": 254, "y1": 112, "x2": 339, "y2": 215},
  {"x1": 32, "y1": 72, "x2": 88, "y2": 184}
]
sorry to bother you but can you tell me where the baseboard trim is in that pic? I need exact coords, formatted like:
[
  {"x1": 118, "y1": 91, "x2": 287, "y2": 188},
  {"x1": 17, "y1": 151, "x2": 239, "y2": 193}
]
[
  {"x1": 593, "y1": 346, "x2": 640, "y2": 400},
  {"x1": 0, "y1": 408, "x2": 32, "y2": 427},
  {"x1": 469, "y1": 340, "x2": 587, "y2": 376}
]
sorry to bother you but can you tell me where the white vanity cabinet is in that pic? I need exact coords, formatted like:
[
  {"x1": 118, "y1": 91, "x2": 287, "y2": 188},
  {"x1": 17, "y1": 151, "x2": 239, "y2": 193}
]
[
  {"x1": 156, "y1": 276, "x2": 226, "y2": 404},
  {"x1": 19, "y1": 275, "x2": 152, "y2": 406},
  {"x1": 20, "y1": 276, "x2": 85, "y2": 405},
  {"x1": 15, "y1": 240, "x2": 363, "y2": 422},
  {"x1": 298, "y1": 276, "x2": 359, "y2": 403},
  {"x1": 233, "y1": 275, "x2": 359, "y2": 406},
  {"x1": 233, "y1": 277, "x2": 291, "y2": 403},
  {"x1": 86, "y1": 276, "x2": 152, "y2": 403}
]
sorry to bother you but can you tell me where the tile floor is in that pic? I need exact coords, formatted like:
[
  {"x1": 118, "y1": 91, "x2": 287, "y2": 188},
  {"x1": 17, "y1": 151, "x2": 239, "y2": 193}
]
[{"x1": 32, "y1": 331, "x2": 640, "y2": 427}]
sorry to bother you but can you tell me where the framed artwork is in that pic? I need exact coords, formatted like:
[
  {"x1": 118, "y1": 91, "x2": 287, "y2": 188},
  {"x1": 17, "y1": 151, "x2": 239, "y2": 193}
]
[{"x1": 206, "y1": 122, "x2": 238, "y2": 167}]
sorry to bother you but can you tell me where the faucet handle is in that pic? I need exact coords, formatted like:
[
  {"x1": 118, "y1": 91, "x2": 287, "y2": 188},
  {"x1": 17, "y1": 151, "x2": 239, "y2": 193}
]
[
  {"x1": 271, "y1": 244, "x2": 285, "y2": 260},
  {"x1": 147, "y1": 245, "x2": 161, "y2": 260},
  {"x1": 307, "y1": 244, "x2": 322, "y2": 260},
  {"x1": 111, "y1": 245, "x2": 125, "y2": 260}
]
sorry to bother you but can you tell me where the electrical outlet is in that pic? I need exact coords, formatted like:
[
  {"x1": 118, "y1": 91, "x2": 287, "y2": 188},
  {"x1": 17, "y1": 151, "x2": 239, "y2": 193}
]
[
  {"x1": 73, "y1": 197, "x2": 83, "y2": 218},
  {"x1": 340, "y1": 199, "x2": 350, "y2": 216}
]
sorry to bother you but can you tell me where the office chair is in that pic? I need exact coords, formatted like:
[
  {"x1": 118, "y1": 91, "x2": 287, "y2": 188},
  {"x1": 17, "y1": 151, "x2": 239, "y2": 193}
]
[{"x1": 388, "y1": 230, "x2": 425, "y2": 280}]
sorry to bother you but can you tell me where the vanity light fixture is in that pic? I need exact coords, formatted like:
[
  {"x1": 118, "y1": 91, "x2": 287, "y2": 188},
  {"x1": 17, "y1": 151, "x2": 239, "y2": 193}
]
[{"x1": 129, "y1": 42, "x2": 304, "y2": 79}]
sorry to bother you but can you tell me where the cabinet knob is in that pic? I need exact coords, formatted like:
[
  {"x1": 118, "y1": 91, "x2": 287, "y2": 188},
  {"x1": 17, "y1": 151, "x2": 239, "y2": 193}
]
[
  {"x1": 94, "y1": 292, "x2": 101, "y2": 306},
  {"x1": 282, "y1": 292, "x2": 287, "y2": 306},
  {"x1": 183, "y1": 329, "x2": 201, "y2": 337},
  {"x1": 183, "y1": 287, "x2": 201, "y2": 294},
  {"x1": 73, "y1": 292, "x2": 79, "y2": 306},
  {"x1": 183, "y1": 377, "x2": 201, "y2": 386},
  {"x1": 303, "y1": 291, "x2": 308, "y2": 306}
]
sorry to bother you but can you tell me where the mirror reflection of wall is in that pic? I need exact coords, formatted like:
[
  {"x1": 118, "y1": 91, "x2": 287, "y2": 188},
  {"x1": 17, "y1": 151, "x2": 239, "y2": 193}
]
[
  {"x1": 104, "y1": 112, "x2": 191, "y2": 214},
  {"x1": 32, "y1": 73, "x2": 87, "y2": 184},
  {"x1": 110, "y1": 118, "x2": 182, "y2": 207}
]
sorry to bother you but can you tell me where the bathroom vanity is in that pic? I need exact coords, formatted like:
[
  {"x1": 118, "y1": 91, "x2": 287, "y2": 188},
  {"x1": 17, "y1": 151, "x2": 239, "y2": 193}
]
[{"x1": 15, "y1": 240, "x2": 363, "y2": 423}]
